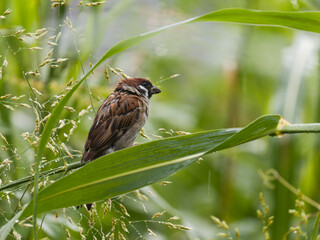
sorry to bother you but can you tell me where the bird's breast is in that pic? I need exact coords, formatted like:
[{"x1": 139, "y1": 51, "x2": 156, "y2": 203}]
[{"x1": 113, "y1": 109, "x2": 148, "y2": 151}]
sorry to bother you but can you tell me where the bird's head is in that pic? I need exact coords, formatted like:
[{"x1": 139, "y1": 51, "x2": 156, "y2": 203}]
[{"x1": 116, "y1": 78, "x2": 161, "y2": 99}]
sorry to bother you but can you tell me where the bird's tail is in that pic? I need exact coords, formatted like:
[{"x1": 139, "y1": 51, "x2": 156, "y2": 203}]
[
  {"x1": 79, "y1": 150, "x2": 102, "y2": 210},
  {"x1": 81, "y1": 149, "x2": 101, "y2": 162}
]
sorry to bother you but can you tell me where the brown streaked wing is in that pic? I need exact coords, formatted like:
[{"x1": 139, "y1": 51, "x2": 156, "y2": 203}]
[{"x1": 82, "y1": 94, "x2": 144, "y2": 162}]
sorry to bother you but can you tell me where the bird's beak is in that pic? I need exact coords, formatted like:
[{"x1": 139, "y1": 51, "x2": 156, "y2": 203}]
[{"x1": 150, "y1": 86, "x2": 161, "y2": 95}]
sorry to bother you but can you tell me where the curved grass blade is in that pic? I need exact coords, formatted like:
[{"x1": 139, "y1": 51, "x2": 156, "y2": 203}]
[
  {"x1": 31, "y1": 59, "x2": 99, "y2": 236},
  {"x1": 20, "y1": 115, "x2": 281, "y2": 218},
  {"x1": 210, "y1": 114, "x2": 281, "y2": 152},
  {"x1": 0, "y1": 207, "x2": 24, "y2": 240},
  {"x1": 22, "y1": 128, "x2": 238, "y2": 218},
  {"x1": 103, "y1": 9, "x2": 320, "y2": 60},
  {"x1": 192, "y1": 9, "x2": 320, "y2": 33}
]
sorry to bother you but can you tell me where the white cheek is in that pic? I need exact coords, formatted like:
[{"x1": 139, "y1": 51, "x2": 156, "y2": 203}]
[{"x1": 138, "y1": 85, "x2": 148, "y2": 98}]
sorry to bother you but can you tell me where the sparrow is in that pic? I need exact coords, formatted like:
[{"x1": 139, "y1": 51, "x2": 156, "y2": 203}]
[{"x1": 80, "y1": 78, "x2": 161, "y2": 210}]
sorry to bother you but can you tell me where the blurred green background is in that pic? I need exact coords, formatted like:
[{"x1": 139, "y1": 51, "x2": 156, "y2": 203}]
[{"x1": 0, "y1": 0, "x2": 319, "y2": 239}]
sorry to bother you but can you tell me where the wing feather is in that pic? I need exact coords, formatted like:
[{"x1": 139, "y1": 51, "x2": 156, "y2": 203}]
[{"x1": 81, "y1": 93, "x2": 145, "y2": 162}]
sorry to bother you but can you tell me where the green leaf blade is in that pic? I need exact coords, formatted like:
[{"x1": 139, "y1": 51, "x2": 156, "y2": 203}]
[
  {"x1": 22, "y1": 128, "x2": 238, "y2": 217},
  {"x1": 20, "y1": 115, "x2": 282, "y2": 218},
  {"x1": 101, "y1": 9, "x2": 320, "y2": 64},
  {"x1": 0, "y1": 208, "x2": 24, "y2": 240},
  {"x1": 210, "y1": 114, "x2": 281, "y2": 152},
  {"x1": 192, "y1": 9, "x2": 320, "y2": 33}
]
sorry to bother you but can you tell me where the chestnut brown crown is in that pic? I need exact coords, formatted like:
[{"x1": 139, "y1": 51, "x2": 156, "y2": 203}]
[{"x1": 116, "y1": 78, "x2": 161, "y2": 99}]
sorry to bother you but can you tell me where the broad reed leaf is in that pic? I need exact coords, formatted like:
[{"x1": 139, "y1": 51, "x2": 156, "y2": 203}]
[
  {"x1": 20, "y1": 115, "x2": 281, "y2": 218},
  {"x1": 103, "y1": 9, "x2": 320, "y2": 59},
  {"x1": 0, "y1": 208, "x2": 24, "y2": 240}
]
